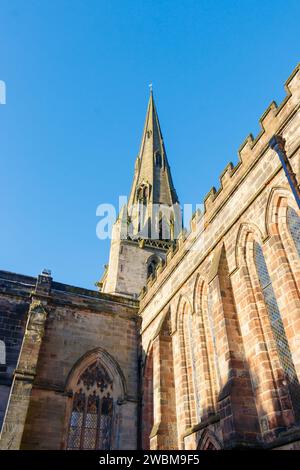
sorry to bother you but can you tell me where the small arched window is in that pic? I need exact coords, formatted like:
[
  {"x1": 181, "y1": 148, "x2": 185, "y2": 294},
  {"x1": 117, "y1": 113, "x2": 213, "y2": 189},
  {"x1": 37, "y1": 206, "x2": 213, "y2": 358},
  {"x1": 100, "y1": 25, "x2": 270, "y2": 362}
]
[
  {"x1": 147, "y1": 259, "x2": 158, "y2": 278},
  {"x1": 287, "y1": 206, "x2": 300, "y2": 257},
  {"x1": 254, "y1": 241, "x2": 300, "y2": 419},
  {"x1": 158, "y1": 218, "x2": 163, "y2": 240},
  {"x1": 147, "y1": 256, "x2": 161, "y2": 278},
  {"x1": 67, "y1": 361, "x2": 114, "y2": 450}
]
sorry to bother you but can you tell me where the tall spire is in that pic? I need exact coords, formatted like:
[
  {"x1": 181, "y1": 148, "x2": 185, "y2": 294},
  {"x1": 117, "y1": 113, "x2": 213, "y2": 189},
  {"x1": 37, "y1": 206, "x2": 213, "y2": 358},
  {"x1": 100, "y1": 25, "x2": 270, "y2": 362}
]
[
  {"x1": 128, "y1": 91, "x2": 179, "y2": 210},
  {"x1": 101, "y1": 91, "x2": 181, "y2": 296}
]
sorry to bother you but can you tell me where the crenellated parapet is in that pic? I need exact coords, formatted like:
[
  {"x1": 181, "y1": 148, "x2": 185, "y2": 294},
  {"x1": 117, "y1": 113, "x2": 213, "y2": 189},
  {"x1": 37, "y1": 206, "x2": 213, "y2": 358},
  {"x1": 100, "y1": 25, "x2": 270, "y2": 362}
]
[{"x1": 202, "y1": 64, "x2": 300, "y2": 217}]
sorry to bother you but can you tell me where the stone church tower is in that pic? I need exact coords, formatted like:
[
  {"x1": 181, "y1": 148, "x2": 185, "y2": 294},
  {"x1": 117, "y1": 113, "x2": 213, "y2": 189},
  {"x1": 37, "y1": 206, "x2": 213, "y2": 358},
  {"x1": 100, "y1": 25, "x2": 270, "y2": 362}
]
[{"x1": 101, "y1": 90, "x2": 181, "y2": 297}]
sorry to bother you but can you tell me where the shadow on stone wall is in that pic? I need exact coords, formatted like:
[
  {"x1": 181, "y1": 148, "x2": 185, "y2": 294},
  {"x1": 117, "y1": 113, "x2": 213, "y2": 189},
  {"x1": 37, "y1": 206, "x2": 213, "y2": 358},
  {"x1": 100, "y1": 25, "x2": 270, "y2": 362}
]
[{"x1": 140, "y1": 344, "x2": 300, "y2": 450}]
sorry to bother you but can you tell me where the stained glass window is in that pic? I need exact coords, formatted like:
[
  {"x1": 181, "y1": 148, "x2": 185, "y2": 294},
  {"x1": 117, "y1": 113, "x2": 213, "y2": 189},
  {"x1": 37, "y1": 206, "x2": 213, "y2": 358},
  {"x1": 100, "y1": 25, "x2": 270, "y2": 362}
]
[
  {"x1": 67, "y1": 361, "x2": 114, "y2": 450},
  {"x1": 287, "y1": 207, "x2": 300, "y2": 257},
  {"x1": 254, "y1": 242, "x2": 300, "y2": 420}
]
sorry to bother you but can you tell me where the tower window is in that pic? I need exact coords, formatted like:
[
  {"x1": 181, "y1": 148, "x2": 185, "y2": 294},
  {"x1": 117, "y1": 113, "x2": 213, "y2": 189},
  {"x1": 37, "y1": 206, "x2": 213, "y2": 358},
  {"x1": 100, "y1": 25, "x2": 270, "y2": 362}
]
[
  {"x1": 147, "y1": 260, "x2": 157, "y2": 277},
  {"x1": 147, "y1": 257, "x2": 160, "y2": 278}
]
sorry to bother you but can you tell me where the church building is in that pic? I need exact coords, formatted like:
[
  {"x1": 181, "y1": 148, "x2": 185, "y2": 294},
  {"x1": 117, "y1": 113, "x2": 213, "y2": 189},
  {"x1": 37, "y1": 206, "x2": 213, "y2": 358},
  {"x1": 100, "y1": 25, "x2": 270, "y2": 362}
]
[{"x1": 0, "y1": 64, "x2": 300, "y2": 450}]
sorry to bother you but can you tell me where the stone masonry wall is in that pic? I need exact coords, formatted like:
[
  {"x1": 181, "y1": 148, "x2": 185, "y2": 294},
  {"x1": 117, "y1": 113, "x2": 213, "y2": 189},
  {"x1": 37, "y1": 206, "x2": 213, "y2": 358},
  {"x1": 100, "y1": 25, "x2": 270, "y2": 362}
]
[
  {"x1": 20, "y1": 283, "x2": 139, "y2": 450},
  {"x1": 139, "y1": 64, "x2": 300, "y2": 450},
  {"x1": 103, "y1": 216, "x2": 167, "y2": 297},
  {"x1": 0, "y1": 273, "x2": 139, "y2": 450},
  {"x1": 0, "y1": 271, "x2": 34, "y2": 430},
  {"x1": 1, "y1": 64, "x2": 300, "y2": 451}
]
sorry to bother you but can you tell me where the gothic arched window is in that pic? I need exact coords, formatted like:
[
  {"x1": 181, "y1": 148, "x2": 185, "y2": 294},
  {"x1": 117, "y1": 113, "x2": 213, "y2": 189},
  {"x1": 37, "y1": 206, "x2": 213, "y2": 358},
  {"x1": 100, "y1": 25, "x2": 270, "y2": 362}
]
[
  {"x1": 158, "y1": 218, "x2": 163, "y2": 240},
  {"x1": 67, "y1": 361, "x2": 114, "y2": 450},
  {"x1": 147, "y1": 258, "x2": 158, "y2": 278},
  {"x1": 287, "y1": 206, "x2": 300, "y2": 257},
  {"x1": 254, "y1": 241, "x2": 300, "y2": 419}
]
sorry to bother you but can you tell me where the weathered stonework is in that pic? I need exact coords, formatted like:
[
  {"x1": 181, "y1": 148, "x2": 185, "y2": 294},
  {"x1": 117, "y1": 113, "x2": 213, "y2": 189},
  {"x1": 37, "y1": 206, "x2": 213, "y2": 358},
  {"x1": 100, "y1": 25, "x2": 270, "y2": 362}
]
[
  {"x1": 0, "y1": 64, "x2": 300, "y2": 450},
  {"x1": 0, "y1": 272, "x2": 139, "y2": 449},
  {"x1": 139, "y1": 64, "x2": 300, "y2": 450}
]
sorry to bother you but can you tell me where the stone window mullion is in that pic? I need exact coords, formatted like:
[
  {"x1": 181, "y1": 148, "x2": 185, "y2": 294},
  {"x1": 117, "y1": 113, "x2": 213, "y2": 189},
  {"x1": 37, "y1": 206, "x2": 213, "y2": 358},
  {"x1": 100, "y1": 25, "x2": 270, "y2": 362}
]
[
  {"x1": 95, "y1": 396, "x2": 102, "y2": 450},
  {"x1": 80, "y1": 393, "x2": 88, "y2": 449}
]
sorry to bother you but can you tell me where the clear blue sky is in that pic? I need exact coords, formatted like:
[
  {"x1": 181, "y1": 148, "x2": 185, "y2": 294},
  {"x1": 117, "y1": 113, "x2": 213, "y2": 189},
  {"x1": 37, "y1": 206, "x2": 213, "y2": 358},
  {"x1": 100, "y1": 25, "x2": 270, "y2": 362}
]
[{"x1": 0, "y1": 0, "x2": 299, "y2": 289}]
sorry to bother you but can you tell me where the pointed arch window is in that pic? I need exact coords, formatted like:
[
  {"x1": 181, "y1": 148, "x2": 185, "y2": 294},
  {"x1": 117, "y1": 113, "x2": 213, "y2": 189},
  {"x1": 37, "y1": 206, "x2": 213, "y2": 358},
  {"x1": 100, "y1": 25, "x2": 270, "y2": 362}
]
[
  {"x1": 157, "y1": 214, "x2": 171, "y2": 240},
  {"x1": 147, "y1": 255, "x2": 160, "y2": 278},
  {"x1": 287, "y1": 207, "x2": 300, "y2": 257},
  {"x1": 147, "y1": 260, "x2": 157, "y2": 277},
  {"x1": 254, "y1": 242, "x2": 300, "y2": 419},
  {"x1": 67, "y1": 361, "x2": 114, "y2": 450}
]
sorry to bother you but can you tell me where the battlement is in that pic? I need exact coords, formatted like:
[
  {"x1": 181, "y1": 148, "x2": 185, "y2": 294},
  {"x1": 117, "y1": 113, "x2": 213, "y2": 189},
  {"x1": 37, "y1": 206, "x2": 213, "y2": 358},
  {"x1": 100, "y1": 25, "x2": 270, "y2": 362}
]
[
  {"x1": 139, "y1": 63, "x2": 300, "y2": 304},
  {"x1": 203, "y1": 64, "x2": 300, "y2": 215}
]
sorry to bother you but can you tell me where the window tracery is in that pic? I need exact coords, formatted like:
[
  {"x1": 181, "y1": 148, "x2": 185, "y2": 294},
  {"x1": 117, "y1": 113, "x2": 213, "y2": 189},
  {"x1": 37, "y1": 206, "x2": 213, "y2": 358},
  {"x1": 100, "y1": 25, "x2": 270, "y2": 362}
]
[
  {"x1": 67, "y1": 361, "x2": 114, "y2": 450},
  {"x1": 254, "y1": 241, "x2": 300, "y2": 419}
]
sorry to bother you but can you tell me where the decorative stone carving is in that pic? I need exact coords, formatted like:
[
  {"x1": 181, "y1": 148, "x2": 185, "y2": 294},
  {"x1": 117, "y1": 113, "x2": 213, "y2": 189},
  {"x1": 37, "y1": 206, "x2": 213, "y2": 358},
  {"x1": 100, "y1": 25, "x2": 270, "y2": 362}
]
[
  {"x1": 78, "y1": 361, "x2": 113, "y2": 392},
  {"x1": 26, "y1": 300, "x2": 48, "y2": 343}
]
